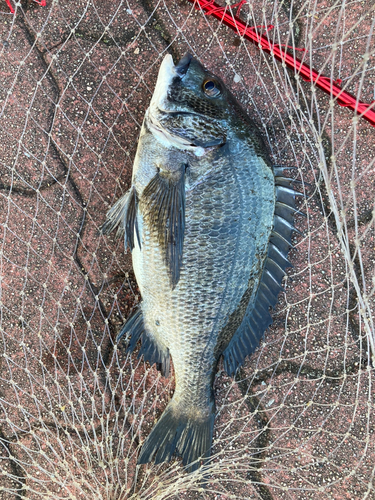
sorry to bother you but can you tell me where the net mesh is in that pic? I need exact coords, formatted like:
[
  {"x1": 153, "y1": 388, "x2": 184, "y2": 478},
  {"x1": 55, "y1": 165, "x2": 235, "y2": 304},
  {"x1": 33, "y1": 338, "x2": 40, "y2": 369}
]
[{"x1": 0, "y1": 0, "x2": 374, "y2": 498}]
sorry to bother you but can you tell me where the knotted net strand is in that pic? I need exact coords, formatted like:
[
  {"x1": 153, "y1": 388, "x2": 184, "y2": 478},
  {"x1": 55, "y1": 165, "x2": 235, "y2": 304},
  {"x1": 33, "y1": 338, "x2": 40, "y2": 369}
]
[{"x1": 0, "y1": 0, "x2": 374, "y2": 499}]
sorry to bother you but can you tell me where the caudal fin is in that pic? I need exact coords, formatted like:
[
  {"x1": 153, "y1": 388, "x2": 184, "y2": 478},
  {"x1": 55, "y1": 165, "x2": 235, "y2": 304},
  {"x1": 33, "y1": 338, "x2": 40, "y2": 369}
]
[{"x1": 137, "y1": 397, "x2": 215, "y2": 472}]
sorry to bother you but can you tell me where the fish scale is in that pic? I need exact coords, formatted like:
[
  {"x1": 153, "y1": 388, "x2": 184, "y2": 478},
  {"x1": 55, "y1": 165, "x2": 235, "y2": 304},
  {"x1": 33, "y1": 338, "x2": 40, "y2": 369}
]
[{"x1": 101, "y1": 53, "x2": 300, "y2": 471}]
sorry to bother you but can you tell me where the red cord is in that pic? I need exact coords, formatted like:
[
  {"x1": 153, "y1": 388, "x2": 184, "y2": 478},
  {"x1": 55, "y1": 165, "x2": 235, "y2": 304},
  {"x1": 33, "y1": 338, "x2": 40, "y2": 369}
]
[
  {"x1": 188, "y1": 0, "x2": 375, "y2": 128},
  {"x1": 4, "y1": 0, "x2": 46, "y2": 13},
  {"x1": 4, "y1": 0, "x2": 374, "y2": 128},
  {"x1": 4, "y1": 0, "x2": 15, "y2": 13}
]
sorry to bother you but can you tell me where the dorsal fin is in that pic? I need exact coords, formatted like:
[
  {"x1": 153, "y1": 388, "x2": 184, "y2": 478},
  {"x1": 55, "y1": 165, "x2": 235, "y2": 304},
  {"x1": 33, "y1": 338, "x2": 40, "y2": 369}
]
[{"x1": 223, "y1": 171, "x2": 304, "y2": 376}]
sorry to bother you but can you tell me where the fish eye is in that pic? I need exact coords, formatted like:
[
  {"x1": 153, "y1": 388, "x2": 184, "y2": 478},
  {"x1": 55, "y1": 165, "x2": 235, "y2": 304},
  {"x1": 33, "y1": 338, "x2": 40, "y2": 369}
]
[{"x1": 202, "y1": 79, "x2": 221, "y2": 97}]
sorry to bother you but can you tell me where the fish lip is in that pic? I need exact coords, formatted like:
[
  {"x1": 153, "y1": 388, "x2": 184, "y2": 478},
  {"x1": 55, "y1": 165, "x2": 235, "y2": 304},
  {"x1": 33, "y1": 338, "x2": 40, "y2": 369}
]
[
  {"x1": 175, "y1": 53, "x2": 193, "y2": 77},
  {"x1": 149, "y1": 54, "x2": 178, "y2": 117}
]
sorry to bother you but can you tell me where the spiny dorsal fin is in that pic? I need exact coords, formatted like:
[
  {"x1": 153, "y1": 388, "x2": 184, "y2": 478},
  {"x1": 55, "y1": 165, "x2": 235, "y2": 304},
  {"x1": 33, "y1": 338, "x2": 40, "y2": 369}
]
[{"x1": 141, "y1": 168, "x2": 186, "y2": 290}]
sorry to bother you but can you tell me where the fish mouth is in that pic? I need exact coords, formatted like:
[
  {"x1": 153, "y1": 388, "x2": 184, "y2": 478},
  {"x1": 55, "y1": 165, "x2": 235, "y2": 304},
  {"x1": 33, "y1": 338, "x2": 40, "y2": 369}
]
[
  {"x1": 149, "y1": 53, "x2": 194, "y2": 116},
  {"x1": 147, "y1": 53, "x2": 219, "y2": 155},
  {"x1": 148, "y1": 54, "x2": 197, "y2": 124}
]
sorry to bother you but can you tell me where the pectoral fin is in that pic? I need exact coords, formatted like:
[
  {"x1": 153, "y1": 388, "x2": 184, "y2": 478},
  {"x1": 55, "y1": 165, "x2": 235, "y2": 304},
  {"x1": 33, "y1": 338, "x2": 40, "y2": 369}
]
[
  {"x1": 141, "y1": 168, "x2": 186, "y2": 289},
  {"x1": 117, "y1": 306, "x2": 170, "y2": 377},
  {"x1": 101, "y1": 186, "x2": 140, "y2": 251}
]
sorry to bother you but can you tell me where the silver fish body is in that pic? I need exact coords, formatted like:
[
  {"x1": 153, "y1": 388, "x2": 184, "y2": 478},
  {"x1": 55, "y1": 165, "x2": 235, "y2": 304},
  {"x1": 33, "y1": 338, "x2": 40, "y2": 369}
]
[{"x1": 102, "y1": 54, "x2": 299, "y2": 470}]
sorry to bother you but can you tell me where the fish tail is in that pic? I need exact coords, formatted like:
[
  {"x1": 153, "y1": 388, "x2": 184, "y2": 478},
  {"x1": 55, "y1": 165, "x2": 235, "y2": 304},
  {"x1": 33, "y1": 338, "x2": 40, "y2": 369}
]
[{"x1": 137, "y1": 395, "x2": 215, "y2": 472}]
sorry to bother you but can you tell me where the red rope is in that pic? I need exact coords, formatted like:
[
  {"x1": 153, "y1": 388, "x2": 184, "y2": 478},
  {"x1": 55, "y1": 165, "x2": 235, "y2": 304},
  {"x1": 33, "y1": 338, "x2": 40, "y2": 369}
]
[
  {"x1": 188, "y1": 0, "x2": 375, "y2": 128},
  {"x1": 4, "y1": 0, "x2": 46, "y2": 13},
  {"x1": 4, "y1": 0, "x2": 15, "y2": 13}
]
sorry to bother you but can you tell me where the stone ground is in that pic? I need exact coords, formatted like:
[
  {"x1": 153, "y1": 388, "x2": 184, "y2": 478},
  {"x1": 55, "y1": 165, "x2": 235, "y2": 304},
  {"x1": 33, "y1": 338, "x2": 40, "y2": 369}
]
[{"x1": 0, "y1": 0, "x2": 374, "y2": 499}]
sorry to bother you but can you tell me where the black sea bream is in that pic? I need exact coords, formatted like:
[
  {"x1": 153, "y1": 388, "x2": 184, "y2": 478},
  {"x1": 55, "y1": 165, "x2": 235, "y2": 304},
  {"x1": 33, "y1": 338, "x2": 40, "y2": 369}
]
[{"x1": 102, "y1": 53, "x2": 301, "y2": 471}]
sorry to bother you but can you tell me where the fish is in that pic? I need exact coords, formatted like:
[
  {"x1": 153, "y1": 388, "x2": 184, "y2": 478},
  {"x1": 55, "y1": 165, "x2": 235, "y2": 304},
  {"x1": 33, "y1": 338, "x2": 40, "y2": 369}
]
[{"x1": 101, "y1": 53, "x2": 302, "y2": 471}]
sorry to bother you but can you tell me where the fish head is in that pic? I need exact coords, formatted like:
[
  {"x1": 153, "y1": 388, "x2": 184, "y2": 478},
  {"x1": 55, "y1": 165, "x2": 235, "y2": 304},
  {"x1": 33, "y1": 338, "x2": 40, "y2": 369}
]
[{"x1": 147, "y1": 53, "x2": 235, "y2": 155}]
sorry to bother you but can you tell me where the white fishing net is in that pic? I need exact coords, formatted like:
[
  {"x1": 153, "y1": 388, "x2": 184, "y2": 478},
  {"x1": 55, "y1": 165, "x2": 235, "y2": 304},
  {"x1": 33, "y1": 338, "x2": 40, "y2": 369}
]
[{"x1": 0, "y1": 0, "x2": 374, "y2": 498}]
